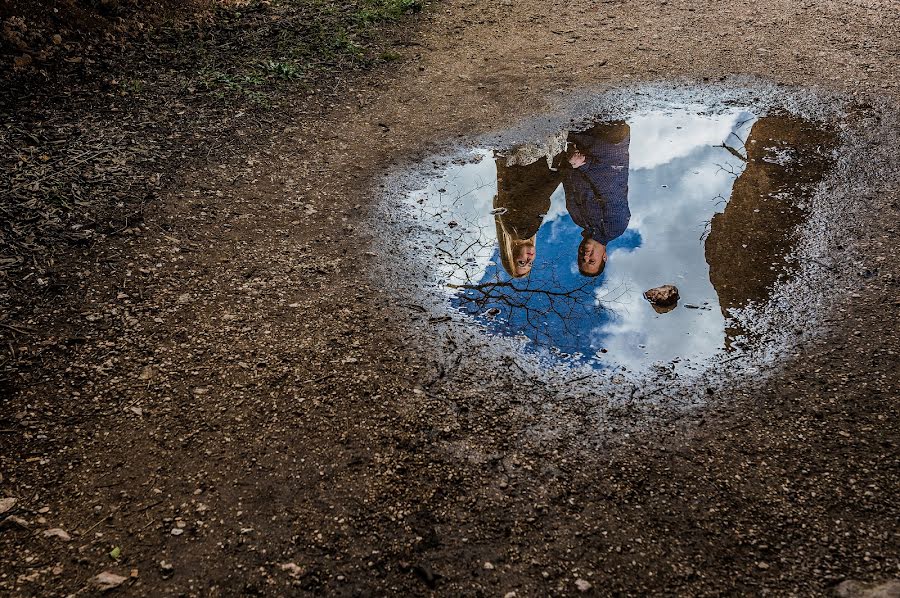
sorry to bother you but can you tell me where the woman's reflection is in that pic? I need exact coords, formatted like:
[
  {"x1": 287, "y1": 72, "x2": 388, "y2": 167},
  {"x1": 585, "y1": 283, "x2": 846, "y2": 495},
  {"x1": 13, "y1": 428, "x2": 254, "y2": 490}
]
[
  {"x1": 493, "y1": 153, "x2": 559, "y2": 278},
  {"x1": 561, "y1": 121, "x2": 631, "y2": 277}
]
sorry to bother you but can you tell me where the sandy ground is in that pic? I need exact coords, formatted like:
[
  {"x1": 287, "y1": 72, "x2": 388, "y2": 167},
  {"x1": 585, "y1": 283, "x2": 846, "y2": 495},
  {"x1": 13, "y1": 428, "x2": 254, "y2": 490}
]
[{"x1": 2, "y1": 0, "x2": 899, "y2": 595}]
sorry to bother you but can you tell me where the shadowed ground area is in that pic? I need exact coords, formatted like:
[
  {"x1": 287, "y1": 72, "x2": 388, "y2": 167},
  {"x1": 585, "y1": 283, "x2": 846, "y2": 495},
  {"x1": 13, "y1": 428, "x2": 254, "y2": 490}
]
[{"x1": 1, "y1": 0, "x2": 898, "y2": 596}]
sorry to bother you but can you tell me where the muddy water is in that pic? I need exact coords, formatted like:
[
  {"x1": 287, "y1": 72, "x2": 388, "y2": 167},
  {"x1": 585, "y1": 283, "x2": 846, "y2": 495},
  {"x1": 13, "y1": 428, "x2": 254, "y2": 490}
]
[{"x1": 407, "y1": 105, "x2": 835, "y2": 375}]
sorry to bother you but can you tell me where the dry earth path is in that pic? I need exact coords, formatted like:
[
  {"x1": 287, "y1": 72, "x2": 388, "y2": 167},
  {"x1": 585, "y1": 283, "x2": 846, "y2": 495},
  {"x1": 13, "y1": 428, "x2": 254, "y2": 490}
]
[{"x1": 2, "y1": 0, "x2": 899, "y2": 596}]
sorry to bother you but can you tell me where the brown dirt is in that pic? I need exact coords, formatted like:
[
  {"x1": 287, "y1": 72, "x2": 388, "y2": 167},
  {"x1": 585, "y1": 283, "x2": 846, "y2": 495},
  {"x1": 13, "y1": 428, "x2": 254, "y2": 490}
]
[{"x1": 2, "y1": 0, "x2": 899, "y2": 596}]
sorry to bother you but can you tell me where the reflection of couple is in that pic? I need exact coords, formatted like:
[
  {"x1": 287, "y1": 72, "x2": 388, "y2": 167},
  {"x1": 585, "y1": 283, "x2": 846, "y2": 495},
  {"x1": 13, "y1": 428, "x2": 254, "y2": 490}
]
[{"x1": 494, "y1": 121, "x2": 631, "y2": 279}]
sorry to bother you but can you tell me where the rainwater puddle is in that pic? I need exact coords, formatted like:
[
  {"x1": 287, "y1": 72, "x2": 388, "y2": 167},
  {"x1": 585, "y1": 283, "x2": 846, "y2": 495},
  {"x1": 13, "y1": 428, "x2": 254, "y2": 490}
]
[{"x1": 404, "y1": 99, "x2": 838, "y2": 377}]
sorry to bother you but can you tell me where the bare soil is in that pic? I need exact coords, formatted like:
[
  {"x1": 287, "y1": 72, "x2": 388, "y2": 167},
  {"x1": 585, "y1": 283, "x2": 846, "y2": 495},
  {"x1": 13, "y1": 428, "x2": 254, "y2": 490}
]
[{"x1": 1, "y1": 0, "x2": 899, "y2": 596}]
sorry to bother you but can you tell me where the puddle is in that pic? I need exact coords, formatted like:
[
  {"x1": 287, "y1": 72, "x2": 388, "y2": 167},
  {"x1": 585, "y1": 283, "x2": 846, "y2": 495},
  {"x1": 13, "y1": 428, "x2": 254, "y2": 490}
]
[{"x1": 399, "y1": 93, "x2": 844, "y2": 378}]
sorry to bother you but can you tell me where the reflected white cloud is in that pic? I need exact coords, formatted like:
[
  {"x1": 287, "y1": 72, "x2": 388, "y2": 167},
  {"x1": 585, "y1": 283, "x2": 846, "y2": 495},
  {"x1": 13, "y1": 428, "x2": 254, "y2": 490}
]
[{"x1": 595, "y1": 110, "x2": 753, "y2": 371}]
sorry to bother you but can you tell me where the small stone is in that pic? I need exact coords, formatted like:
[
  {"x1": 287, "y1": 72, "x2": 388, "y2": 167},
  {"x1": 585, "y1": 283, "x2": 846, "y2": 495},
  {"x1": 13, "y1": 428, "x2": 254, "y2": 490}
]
[
  {"x1": 170, "y1": 528, "x2": 184, "y2": 536},
  {"x1": 159, "y1": 561, "x2": 174, "y2": 578},
  {"x1": 836, "y1": 579, "x2": 900, "y2": 598},
  {"x1": 1, "y1": 515, "x2": 29, "y2": 528},
  {"x1": 177, "y1": 293, "x2": 191, "y2": 304},
  {"x1": 643, "y1": 284, "x2": 680, "y2": 307},
  {"x1": 575, "y1": 578, "x2": 592, "y2": 592},
  {"x1": 92, "y1": 571, "x2": 128, "y2": 591},
  {"x1": 757, "y1": 561, "x2": 770, "y2": 570},
  {"x1": 0, "y1": 497, "x2": 16, "y2": 515},
  {"x1": 52, "y1": 34, "x2": 62, "y2": 45},
  {"x1": 43, "y1": 528, "x2": 71, "y2": 541},
  {"x1": 483, "y1": 561, "x2": 495, "y2": 570},
  {"x1": 139, "y1": 366, "x2": 154, "y2": 380},
  {"x1": 280, "y1": 562, "x2": 303, "y2": 577}
]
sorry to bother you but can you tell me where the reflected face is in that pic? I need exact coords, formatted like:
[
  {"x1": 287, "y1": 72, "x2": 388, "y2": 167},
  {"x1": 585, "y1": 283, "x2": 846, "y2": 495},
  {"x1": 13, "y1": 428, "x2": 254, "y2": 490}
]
[
  {"x1": 513, "y1": 242, "x2": 536, "y2": 276},
  {"x1": 578, "y1": 238, "x2": 606, "y2": 276}
]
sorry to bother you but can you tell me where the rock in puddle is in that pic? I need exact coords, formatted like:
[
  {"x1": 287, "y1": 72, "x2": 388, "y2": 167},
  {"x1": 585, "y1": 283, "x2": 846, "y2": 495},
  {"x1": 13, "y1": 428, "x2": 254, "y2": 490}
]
[{"x1": 643, "y1": 284, "x2": 680, "y2": 307}]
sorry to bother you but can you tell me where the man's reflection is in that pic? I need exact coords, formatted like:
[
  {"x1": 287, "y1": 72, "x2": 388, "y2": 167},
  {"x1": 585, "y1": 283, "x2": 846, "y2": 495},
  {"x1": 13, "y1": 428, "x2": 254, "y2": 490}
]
[
  {"x1": 562, "y1": 121, "x2": 631, "y2": 277},
  {"x1": 492, "y1": 120, "x2": 632, "y2": 279}
]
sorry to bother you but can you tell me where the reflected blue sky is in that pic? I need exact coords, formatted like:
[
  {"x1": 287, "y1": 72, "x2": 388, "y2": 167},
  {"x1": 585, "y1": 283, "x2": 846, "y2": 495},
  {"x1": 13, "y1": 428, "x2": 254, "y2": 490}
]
[{"x1": 409, "y1": 107, "x2": 758, "y2": 374}]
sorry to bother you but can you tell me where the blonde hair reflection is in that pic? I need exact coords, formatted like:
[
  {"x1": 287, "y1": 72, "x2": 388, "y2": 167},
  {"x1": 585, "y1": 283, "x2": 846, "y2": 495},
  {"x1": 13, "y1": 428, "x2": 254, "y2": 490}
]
[{"x1": 495, "y1": 212, "x2": 536, "y2": 278}]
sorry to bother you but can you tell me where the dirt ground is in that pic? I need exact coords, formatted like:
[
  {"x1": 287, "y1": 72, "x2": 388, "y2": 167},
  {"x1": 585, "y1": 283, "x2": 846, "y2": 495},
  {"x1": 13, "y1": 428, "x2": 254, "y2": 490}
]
[{"x1": 2, "y1": 0, "x2": 899, "y2": 595}]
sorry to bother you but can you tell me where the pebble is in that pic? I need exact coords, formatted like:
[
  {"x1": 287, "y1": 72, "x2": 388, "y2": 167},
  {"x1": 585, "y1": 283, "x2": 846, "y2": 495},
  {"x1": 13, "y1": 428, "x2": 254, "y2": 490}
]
[
  {"x1": 42, "y1": 528, "x2": 71, "y2": 541},
  {"x1": 92, "y1": 571, "x2": 127, "y2": 591},
  {"x1": 280, "y1": 562, "x2": 303, "y2": 577},
  {"x1": 1, "y1": 515, "x2": 29, "y2": 528},
  {"x1": 576, "y1": 578, "x2": 592, "y2": 592},
  {"x1": 170, "y1": 528, "x2": 184, "y2": 536}
]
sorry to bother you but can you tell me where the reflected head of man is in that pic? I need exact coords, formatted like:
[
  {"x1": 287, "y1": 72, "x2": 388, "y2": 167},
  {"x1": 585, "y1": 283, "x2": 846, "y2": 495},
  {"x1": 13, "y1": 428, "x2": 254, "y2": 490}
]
[{"x1": 578, "y1": 237, "x2": 607, "y2": 277}]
